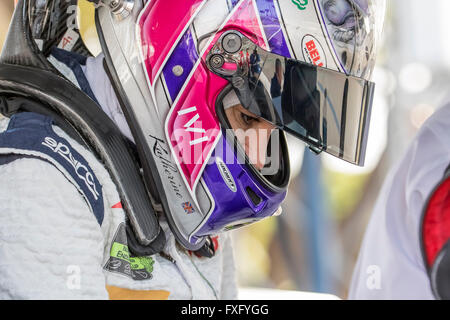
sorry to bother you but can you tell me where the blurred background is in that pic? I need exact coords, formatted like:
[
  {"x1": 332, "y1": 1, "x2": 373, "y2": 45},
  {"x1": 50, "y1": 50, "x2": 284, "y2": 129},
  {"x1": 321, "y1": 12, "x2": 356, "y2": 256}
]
[{"x1": 2, "y1": 0, "x2": 450, "y2": 299}]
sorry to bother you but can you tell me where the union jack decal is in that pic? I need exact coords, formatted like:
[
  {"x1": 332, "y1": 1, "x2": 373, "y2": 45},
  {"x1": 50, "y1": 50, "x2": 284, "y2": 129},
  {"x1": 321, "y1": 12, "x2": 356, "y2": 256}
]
[{"x1": 182, "y1": 201, "x2": 195, "y2": 214}]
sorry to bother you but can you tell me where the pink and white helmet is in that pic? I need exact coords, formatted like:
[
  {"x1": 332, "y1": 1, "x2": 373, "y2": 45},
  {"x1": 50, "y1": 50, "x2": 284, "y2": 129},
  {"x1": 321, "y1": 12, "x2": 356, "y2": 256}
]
[{"x1": 95, "y1": 0, "x2": 385, "y2": 250}]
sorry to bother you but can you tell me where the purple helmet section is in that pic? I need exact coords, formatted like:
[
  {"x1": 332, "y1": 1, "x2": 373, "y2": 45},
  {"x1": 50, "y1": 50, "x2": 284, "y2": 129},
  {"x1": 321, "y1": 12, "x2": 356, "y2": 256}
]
[
  {"x1": 193, "y1": 133, "x2": 286, "y2": 237},
  {"x1": 162, "y1": 29, "x2": 199, "y2": 101},
  {"x1": 254, "y1": 0, "x2": 292, "y2": 58}
]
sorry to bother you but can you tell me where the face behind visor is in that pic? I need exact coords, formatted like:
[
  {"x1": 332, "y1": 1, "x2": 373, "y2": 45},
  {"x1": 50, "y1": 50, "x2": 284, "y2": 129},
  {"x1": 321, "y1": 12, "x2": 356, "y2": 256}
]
[{"x1": 207, "y1": 31, "x2": 375, "y2": 166}]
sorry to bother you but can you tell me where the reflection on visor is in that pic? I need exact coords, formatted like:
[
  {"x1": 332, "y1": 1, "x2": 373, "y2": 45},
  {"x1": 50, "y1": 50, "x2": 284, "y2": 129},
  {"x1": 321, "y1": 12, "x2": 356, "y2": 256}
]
[{"x1": 207, "y1": 31, "x2": 375, "y2": 166}]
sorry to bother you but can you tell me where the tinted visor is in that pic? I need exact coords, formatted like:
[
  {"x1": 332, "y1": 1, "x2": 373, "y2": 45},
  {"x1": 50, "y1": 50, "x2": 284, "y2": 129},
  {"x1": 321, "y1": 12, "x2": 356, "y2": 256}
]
[{"x1": 208, "y1": 32, "x2": 375, "y2": 166}]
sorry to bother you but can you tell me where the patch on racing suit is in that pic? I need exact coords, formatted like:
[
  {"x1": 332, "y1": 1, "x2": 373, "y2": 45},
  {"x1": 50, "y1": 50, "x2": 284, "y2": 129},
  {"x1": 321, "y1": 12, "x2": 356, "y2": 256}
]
[
  {"x1": 104, "y1": 223, "x2": 155, "y2": 281},
  {"x1": 0, "y1": 112, "x2": 104, "y2": 225}
]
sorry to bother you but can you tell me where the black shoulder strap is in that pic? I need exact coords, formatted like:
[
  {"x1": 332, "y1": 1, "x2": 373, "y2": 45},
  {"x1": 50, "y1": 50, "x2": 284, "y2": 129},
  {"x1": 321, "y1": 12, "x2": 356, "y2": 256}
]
[{"x1": 0, "y1": 95, "x2": 89, "y2": 149}]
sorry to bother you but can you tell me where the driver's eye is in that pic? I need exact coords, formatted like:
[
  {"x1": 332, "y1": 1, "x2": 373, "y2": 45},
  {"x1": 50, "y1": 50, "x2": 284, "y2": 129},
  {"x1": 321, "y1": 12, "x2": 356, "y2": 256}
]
[{"x1": 241, "y1": 112, "x2": 258, "y2": 125}]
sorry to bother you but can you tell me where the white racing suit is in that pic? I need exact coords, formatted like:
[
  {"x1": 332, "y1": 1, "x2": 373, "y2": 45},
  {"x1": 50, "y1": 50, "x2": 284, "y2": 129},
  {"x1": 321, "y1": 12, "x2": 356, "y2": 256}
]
[
  {"x1": 0, "y1": 49, "x2": 237, "y2": 300},
  {"x1": 349, "y1": 98, "x2": 450, "y2": 299}
]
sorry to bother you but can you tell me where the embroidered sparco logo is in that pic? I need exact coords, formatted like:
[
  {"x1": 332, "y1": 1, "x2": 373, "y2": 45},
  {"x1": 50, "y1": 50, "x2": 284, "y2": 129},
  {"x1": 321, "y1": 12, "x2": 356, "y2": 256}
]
[
  {"x1": 216, "y1": 157, "x2": 237, "y2": 193},
  {"x1": 42, "y1": 137, "x2": 100, "y2": 200}
]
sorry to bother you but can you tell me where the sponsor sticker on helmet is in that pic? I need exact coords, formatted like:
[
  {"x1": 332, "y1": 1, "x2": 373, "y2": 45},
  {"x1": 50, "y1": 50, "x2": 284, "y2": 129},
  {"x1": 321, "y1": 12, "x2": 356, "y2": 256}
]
[
  {"x1": 216, "y1": 157, "x2": 237, "y2": 193},
  {"x1": 302, "y1": 35, "x2": 327, "y2": 68},
  {"x1": 182, "y1": 201, "x2": 195, "y2": 214},
  {"x1": 291, "y1": 0, "x2": 309, "y2": 10}
]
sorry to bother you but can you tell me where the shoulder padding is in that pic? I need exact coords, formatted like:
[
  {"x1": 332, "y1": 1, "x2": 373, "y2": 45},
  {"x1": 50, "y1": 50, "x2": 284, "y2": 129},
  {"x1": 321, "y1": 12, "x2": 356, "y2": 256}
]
[{"x1": 0, "y1": 112, "x2": 104, "y2": 225}]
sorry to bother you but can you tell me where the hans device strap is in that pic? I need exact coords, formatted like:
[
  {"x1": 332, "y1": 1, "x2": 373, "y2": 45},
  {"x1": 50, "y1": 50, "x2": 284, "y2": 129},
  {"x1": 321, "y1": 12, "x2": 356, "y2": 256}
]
[
  {"x1": 0, "y1": 0, "x2": 165, "y2": 256},
  {"x1": 421, "y1": 164, "x2": 450, "y2": 300}
]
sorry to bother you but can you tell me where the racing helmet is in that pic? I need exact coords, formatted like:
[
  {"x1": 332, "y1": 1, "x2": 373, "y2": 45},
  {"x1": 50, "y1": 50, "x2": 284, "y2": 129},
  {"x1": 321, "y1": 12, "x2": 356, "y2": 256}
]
[{"x1": 92, "y1": 0, "x2": 385, "y2": 251}]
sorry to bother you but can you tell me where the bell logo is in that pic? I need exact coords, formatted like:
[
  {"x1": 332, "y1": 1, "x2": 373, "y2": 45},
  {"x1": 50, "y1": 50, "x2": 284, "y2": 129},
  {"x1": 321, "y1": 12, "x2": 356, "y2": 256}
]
[{"x1": 302, "y1": 35, "x2": 326, "y2": 68}]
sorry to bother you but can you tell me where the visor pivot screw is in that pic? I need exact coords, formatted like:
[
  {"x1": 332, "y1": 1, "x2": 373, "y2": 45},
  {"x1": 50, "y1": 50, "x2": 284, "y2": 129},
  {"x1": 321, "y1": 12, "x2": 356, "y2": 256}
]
[
  {"x1": 222, "y1": 33, "x2": 242, "y2": 54},
  {"x1": 172, "y1": 65, "x2": 184, "y2": 77},
  {"x1": 104, "y1": 0, "x2": 134, "y2": 21},
  {"x1": 210, "y1": 54, "x2": 225, "y2": 69}
]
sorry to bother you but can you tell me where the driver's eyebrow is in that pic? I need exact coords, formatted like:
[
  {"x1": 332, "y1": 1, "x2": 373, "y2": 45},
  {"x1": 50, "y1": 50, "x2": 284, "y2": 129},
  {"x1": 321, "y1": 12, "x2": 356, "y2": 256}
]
[{"x1": 236, "y1": 105, "x2": 261, "y2": 121}]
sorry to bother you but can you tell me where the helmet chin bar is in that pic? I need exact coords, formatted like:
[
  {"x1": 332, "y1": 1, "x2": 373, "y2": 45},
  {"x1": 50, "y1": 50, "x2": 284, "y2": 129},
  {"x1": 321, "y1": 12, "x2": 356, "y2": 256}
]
[{"x1": 97, "y1": 0, "x2": 211, "y2": 251}]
